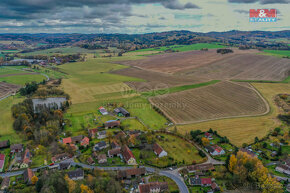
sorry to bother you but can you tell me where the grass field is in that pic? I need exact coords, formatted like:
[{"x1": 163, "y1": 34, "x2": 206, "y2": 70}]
[
  {"x1": 0, "y1": 67, "x2": 25, "y2": 76},
  {"x1": 0, "y1": 74, "x2": 46, "y2": 85},
  {"x1": 155, "y1": 133, "x2": 204, "y2": 165},
  {"x1": 175, "y1": 83, "x2": 290, "y2": 147},
  {"x1": 262, "y1": 50, "x2": 290, "y2": 57},
  {"x1": 0, "y1": 95, "x2": 24, "y2": 143},
  {"x1": 130, "y1": 43, "x2": 225, "y2": 53},
  {"x1": 20, "y1": 46, "x2": 103, "y2": 56}
]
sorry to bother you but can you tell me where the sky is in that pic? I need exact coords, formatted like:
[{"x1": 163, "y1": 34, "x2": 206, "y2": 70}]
[{"x1": 0, "y1": 0, "x2": 289, "y2": 33}]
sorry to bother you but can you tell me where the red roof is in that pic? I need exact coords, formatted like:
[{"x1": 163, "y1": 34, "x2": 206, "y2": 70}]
[
  {"x1": 205, "y1": 132, "x2": 211, "y2": 137},
  {"x1": 89, "y1": 128, "x2": 98, "y2": 135},
  {"x1": 153, "y1": 143, "x2": 164, "y2": 156},
  {"x1": 62, "y1": 137, "x2": 72, "y2": 144},
  {"x1": 0, "y1": 154, "x2": 5, "y2": 160},
  {"x1": 122, "y1": 145, "x2": 135, "y2": 162},
  {"x1": 213, "y1": 145, "x2": 223, "y2": 153},
  {"x1": 98, "y1": 106, "x2": 104, "y2": 109},
  {"x1": 81, "y1": 137, "x2": 90, "y2": 146},
  {"x1": 201, "y1": 178, "x2": 212, "y2": 185}
]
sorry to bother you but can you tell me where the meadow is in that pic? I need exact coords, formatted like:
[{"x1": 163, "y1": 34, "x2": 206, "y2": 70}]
[
  {"x1": 20, "y1": 46, "x2": 103, "y2": 56},
  {"x1": 175, "y1": 83, "x2": 290, "y2": 147},
  {"x1": 0, "y1": 74, "x2": 46, "y2": 85},
  {"x1": 262, "y1": 50, "x2": 290, "y2": 57},
  {"x1": 130, "y1": 43, "x2": 225, "y2": 53},
  {"x1": 0, "y1": 95, "x2": 24, "y2": 143}
]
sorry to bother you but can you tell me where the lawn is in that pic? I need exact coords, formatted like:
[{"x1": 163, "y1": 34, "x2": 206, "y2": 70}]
[
  {"x1": 0, "y1": 66, "x2": 26, "y2": 76},
  {"x1": 121, "y1": 119, "x2": 146, "y2": 131},
  {"x1": 149, "y1": 175, "x2": 179, "y2": 192},
  {"x1": 176, "y1": 83, "x2": 290, "y2": 147},
  {"x1": 0, "y1": 74, "x2": 46, "y2": 85},
  {"x1": 155, "y1": 134, "x2": 205, "y2": 165},
  {"x1": 30, "y1": 65, "x2": 67, "y2": 79},
  {"x1": 0, "y1": 95, "x2": 24, "y2": 143},
  {"x1": 130, "y1": 43, "x2": 225, "y2": 53},
  {"x1": 262, "y1": 50, "x2": 290, "y2": 57}
]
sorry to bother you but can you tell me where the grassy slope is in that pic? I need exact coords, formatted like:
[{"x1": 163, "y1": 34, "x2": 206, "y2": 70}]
[
  {"x1": 130, "y1": 43, "x2": 225, "y2": 53},
  {"x1": 20, "y1": 46, "x2": 103, "y2": 56},
  {"x1": 176, "y1": 83, "x2": 290, "y2": 147},
  {"x1": 0, "y1": 96, "x2": 24, "y2": 143},
  {"x1": 0, "y1": 74, "x2": 46, "y2": 85},
  {"x1": 60, "y1": 57, "x2": 168, "y2": 130},
  {"x1": 262, "y1": 50, "x2": 290, "y2": 57}
]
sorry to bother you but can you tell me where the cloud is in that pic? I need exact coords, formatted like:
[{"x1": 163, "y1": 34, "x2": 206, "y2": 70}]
[
  {"x1": 161, "y1": 0, "x2": 200, "y2": 10},
  {"x1": 228, "y1": 0, "x2": 289, "y2": 3}
]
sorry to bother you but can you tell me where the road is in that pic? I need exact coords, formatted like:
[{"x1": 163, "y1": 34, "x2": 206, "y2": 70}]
[{"x1": 0, "y1": 159, "x2": 189, "y2": 193}]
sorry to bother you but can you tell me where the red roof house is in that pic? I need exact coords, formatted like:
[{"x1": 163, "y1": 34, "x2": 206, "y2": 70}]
[
  {"x1": 81, "y1": 137, "x2": 90, "y2": 147},
  {"x1": 153, "y1": 143, "x2": 167, "y2": 158},
  {"x1": 122, "y1": 145, "x2": 136, "y2": 165},
  {"x1": 62, "y1": 137, "x2": 72, "y2": 144},
  {"x1": 88, "y1": 128, "x2": 98, "y2": 138},
  {"x1": 201, "y1": 178, "x2": 212, "y2": 186}
]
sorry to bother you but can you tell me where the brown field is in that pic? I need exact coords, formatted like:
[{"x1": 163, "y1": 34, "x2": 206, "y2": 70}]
[
  {"x1": 175, "y1": 83, "x2": 290, "y2": 147},
  {"x1": 149, "y1": 81, "x2": 268, "y2": 124},
  {"x1": 118, "y1": 49, "x2": 260, "y2": 74},
  {"x1": 117, "y1": 49, "x2": 289, "y2": 82},
  {"x1": 112, "y1": 67, "x2": 204, "y2": 92},
  {"x1": 0, "y1": 82, "x2": 21, "y2": 99},
  {"x1": 182, "y1": 53, "x2": 290, "y2": 81}
]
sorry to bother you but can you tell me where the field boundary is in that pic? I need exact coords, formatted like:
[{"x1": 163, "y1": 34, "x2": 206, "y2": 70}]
[{"x1": 149, "y1": 81, "x2": 271, "y2": 125}]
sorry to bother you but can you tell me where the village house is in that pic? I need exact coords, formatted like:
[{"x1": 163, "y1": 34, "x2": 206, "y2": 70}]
[
  {"x1": 0, "y1": 154, "x2": 5, "y2": 172},
  {"x1": 10, "y1": 144, "x2": 23, "y2": 153},
  {"x1": 275, "y1": 164, "x2": 290, "y2": 175},
  {"x1": 104, "y1": 120, "x2": 120, "y2": 129},
  {"x1": 153, "y1": 143, "x2": 168, "y2": 158},
  {"x1": 51, "y1": 153, "x2": 69, "y2": 163},
  {"x1": 97, "y1": 131, "x2": 107, "y2": 139},
  {"x1": 59, "y1": 162, "x2": 71, "y2": 170},
  {"x1": 117, "y1": 167, "x2": 146, "y2": 179},
  {"x1": 88, "y1": 128, "x2": 98, "y2": 138},
  {"x1": 240, "y1": 148, "x2": 257, "y2": 158},
  {"x1": 0, "y1": 177, "x2": 10, "y2": 190},
  {"x1": 0, "y1": 140, "x2": 9, "y2": 149},
  {"x1": 211, "y1": 182, "x2": 220, "y2": 191},
  {"x1": 121, "y1": 145, "x2": 136, "y2": 165},
  {"x1": 81, "y1": 137, "x2": 90, "y2": 147},
  {"x1": 62, "y1": 135, "x2": 84, "y2": 144},
  {"x1": 98, "y1": 154, "x2": 107, "y2": 164},
  {"x1": 138, "y1": 182, "x2": 168, "y2": 193},
  {"x1": 189, "y1": 176, "x2": 202, "y2": 186},
  {"x1": 20, "y1": 149, "x2": 32, "y2": 168},
  {"x1": 67, "y1": 169, "x2": 84, "y2": 180},
  {"x1": 204, "y1": 132, "x2": 213, "y2": 140},
  {"x1": 205, "y1": 145, "x2": 225, "y2": 156},
  {"x1": 108, "y1": 147, "x2": 122, "y2": 158},
  {"x1": 187, "y1": 163, "x2": 215, "y2": 173},
  {"x1": 111, "y1": 141, "x2": 120, "y2": 149},
  {"x1": 94, "y1": 141, "x2": 108, "y2": 151},
  {"x1": 201, "y1": 178, "x2": 212, "y2": 186},
  {"x1": 99, "y1": 106, "x2": 108, "y2": 115},
  {"x1": 114, "y1": 107, "x2": 130, "y2": 117},
  {"x1": 87, "y1": 157, "x2": 95, "y2": 165},
  {"x1": 23, "y1": 168, "x2": 35, "y2": 184}
]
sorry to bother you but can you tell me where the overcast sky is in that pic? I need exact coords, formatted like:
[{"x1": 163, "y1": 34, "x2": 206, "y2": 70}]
[{"x1": 0, "y1": 0, "x2": 289, "y2": 33}]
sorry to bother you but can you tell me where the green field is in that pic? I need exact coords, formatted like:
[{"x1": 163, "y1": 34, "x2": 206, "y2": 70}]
[
  {"x1": 262, "y1": 50, "x2": 290, "y2": 57},
  {"x1": 0, "y1": 74, "x2": 46, "y2": 85},
  {"x1": 0, "y1": 67, "x2": 25, "y2": 76},
  {"x1": 131, "y1": 43, "x2": 225, "y2": 53},
  {"x1": 0, "y1": 95, "x2": 24, "y2": 143},
  {"x1": 21, "y1": 46, "x2": 104, "y2": 56}
]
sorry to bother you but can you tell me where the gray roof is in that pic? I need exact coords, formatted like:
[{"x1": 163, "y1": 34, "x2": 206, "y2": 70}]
[
  {"x1": 67, "y1": 169, "x2": 84, "y2": 179},
  {"x1": 32, "y1": 97, "x2": 66, "y2": 113}
]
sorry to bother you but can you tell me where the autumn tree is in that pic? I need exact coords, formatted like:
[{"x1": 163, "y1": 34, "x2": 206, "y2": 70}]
[
  {"x1": 201, "y1": 137, "x2": 210, "y2": 146},
  {"x1": 31, "y1": 176, "x2": 38, "y2": 185}
]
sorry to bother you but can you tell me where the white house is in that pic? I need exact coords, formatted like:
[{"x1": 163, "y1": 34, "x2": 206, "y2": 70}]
[{"x1": 153, "y1": 143, "x2": 167, "y2": 158}]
